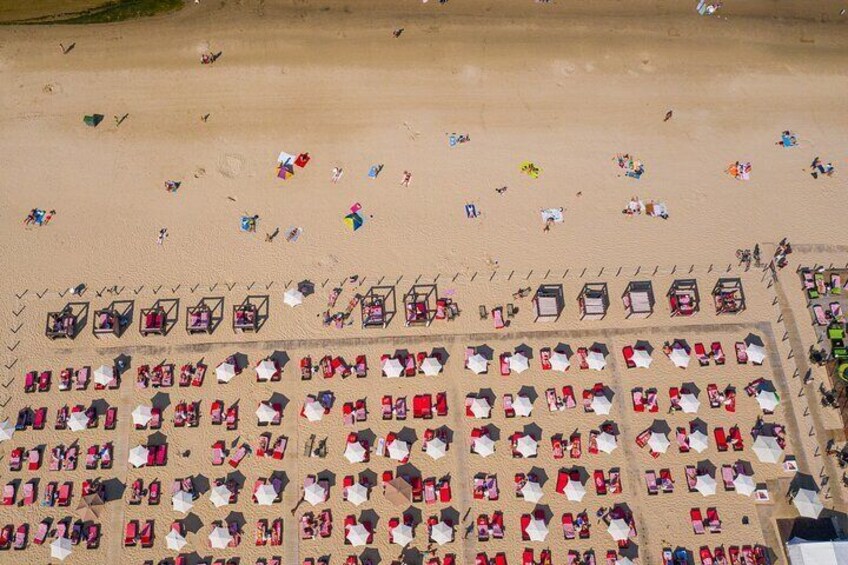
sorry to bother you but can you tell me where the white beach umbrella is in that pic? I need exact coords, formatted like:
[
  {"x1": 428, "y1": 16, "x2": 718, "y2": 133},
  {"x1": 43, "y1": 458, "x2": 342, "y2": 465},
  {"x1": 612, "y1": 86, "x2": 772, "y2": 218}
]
[
  {"x1": 470, "y1": 397, "x2": 491, "y2": 419},
  {"x1": 391, "y1": 523, "x2": 414, "y2": 546},
  {"x1": 50, "y1": 537, "x2": 72, "y2": 561},
  {"x1": 695, "y1": 474, "x2": 717, "y2": 497},
  {"x1": 745, "y1": 342, "x2": 766, "y2": 365},
  {"x1": 255, "y1": 484, "x2": 278, "y2": 506},
  {"x1": 793, "y1": 488, "x2": 824, "y2": 518},
  {"x1": 591, "y1": 395, "x2": 612, "y2": 415},
  {"x1": 734, "y1": 474, "x2": 756, "y2": 497},
  {"x1": 128, "y1": 445, "x2": 149, "y2": 468},
  {"x1": 346, "y1": 524, "x2": 369, "y2": 547},
  {"x1": 383, "y1": 358, "x2": 404, "y2": 378},
  {"x1": 426, "y1": 437, "x2": 447, "y2": 461},
  {"x1": 514, "y1": 396, "x2": 533, "y2": 417},
  {"x1": 208, "y1": 526, "x2": 233, "y2": 549},
  {"x1": 473, "y1": 435, "x2": 495, "y2": 458},
  {"x1": 256, "y1": 402, "x2": 278, "y2": 424},
  {"x1": 516, "y1": 435, "x2": 538, "y2": 458},
  {"x1": 132, "y1": 405, "x2": 153, "y2": 427},
  {"x1": 387, "y1": 439, "x2": 410, "y2": 462},
  {"x1": 347, "y1": 483, "x2": 368, "y2": 506},
  {"x1": 302, "y1": 399, "x2": 324, "y2": 422},
  {"x1": 284, "y1": 288, "x2": 304, "y2": 307},
  {"x1": 0, "y1": 419, "x2": 14, "y2": 442},
  {"x1": 680, "y1": 393, "x2": 700, "y2": 414},
  {"x1": 526, "y1": 518, "x2": 549, "y2": 542},
  {"x1": 210, "y1": 484, "x2": 232, "y2": 508},
  {"x1": 648, "y1": 432, "x2": 670, "y2": 454},
  {"x1": 607, "y1": 519, "x2": 630, "y2": 541},
  {"x1": 633, "y1": 348, "x2": 652, "y2": 368},
  {"x1": 688, "y1": 429, "x2": 709, "y2": 453},
  {"x1": 521, "y1": 481, "x2": 544, "y2": 503},
  {"x1": 255, "y1": 360, "x2": 277, "y2": 382},
  {"x1": 216, "y1": 362, "x2": 236, "y2": 383},
  {"x1": 509, "y1": 352, "x2": 530, "y2": 374},
  {"x1": 344, "y1": 441, "x2": 367, "y2": 463},
  {"x1": 304, "y1": 482, "x2": 327, "y2": 506},
  {"x1": 172, "y1": 490, "x2": 194, "y2": 513},
  {"x1": 597, "y1": 432, "x2": 618, "y2": 454},
  {"x1": 165, "y1": 528, "x2": 187, "y2": 551},
  {"x1": 564, "y1": 479, "x2": 586, "y2": 502},
  {"x1": 430, "y1": 521, "x2": 453, "y2": 546},
  {"x1": 68, "y1": 411, "x2": 89, "y2": 432},
  {"x1": 587, "y1": 350, "x2": 607, "y2": 371},
  {"x1": 420, "y1": 357, "x2": 443, "y2": 376},
  {"x1": 669, "y1": 346, "x2": 690, "y2": 368},
  {"x1": 550, "y1": 351, "x2": 570, "y2": 372},
  {"x1": 756, "y1": 390, "x2": 780, "y2": 412},
  {"x1": 93, "y1": 365, "x2": 114, "y2": 386},
  {"x1": 752, "y1": 435, "x2": 783, "y2": 463},
  {"x1": 467, "y1": 354, "x2": 488, "y2": 375}
]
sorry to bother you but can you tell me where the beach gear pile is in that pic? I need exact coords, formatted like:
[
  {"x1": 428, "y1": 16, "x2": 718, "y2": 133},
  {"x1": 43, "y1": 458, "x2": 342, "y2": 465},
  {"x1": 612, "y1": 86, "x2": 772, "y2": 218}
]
[
  {"x1": 520, "y1": 161, "x2": 541, "y2": 179},
  {"x1": 623, "y1": 198, "x2": 669, "y2": 219},
  {"x1": 614, "y1": 154, "x2": 645, "y2": 179},
  {"x1": 447, "y1": 133, "x2": 470, "y2": 147},
  {"x1": 344, "y1": 203, "x2": 365, "y2": 231},
  {"x1": 777, "y1": 131, "x2": 798, "y2": 148},
  {"x1": 276, "y1": 151, "x2": 311, "y2": 180},
  {"x1": 240, "y1": 215, "x2": 258, "y2": 233},
  {"x1": 726, "y1": 161, "x2": 752, "y2": 181}
]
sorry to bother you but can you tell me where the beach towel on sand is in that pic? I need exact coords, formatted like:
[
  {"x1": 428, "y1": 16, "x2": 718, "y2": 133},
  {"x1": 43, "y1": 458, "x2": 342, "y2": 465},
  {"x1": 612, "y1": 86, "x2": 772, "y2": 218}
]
[
  {"x1": 541, "y1": 208, "x2": 564, "y2": 223},
  {"x1": 465, "y1": 204, "x2": 479, "y2": 219}
]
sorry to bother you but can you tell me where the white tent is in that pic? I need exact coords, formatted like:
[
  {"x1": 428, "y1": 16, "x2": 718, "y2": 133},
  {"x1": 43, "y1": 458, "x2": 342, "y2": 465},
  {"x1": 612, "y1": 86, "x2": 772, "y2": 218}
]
[
  {"x1": 591, "y1": 395, "x2": 612, "y2": 415},
  {"x1": 516, "y1": 435, "x2": 538, "y2": 458},
  {"x1": 793, "y1": 488, "x2": 824, "y2": 519},
  {"x1": 786, "y1": 539, "x2": 848, "y2": 565},
  {"x1": 347, "y1": 483, "x2": 368, "y2": 506},
  {"x1": 382, "y1": 358, "x2": 404, "y2": 378},
  {"x1": 607, "y1": 519, "x2": 630, "y2": 541},
  {"x1": 68, "y1": 411, "x2": 89, "y2": 432},
  {"x1": 633, "y1": 348, "x2": 652, "y2": 368},
  {"x1": 0, "y1": 419, "x2": 14, "y2": 442},
  {"x1": 597, "y1": 432, "x2": 618, "y2": 454},
  {"x1": 473, "y1": 435, "x2": 495, "y2": 457},
  {"x1": 208, "y1": 526, "x2": 233, "y2": 549},
  {"x1": 132, "y1": 405, "x2": 153, "y2": 427},
  {"x1": 210, "y1": 484, "x2": 232, "y2": 508},
  {"x1": 304, "y1": 482, "x2": 327, "y2": 506},
  {"x1": 587, "y1": 350, "x2": 607, "y2": 371},
  {"x1": 420, "y1": 357, "x2": 443, "y2": 376},
  {"x1": 551, "y1": 351, "x2": 570, "y2": 372},
  {"x1": 50, "y1": 537, "x2": 72, "y2": 561},
  {"x1": 302, "y1": 399, "x2": 324, "y2": 422},
  {"x1": 688, "y1": 430, "x2": 709, "y2": 453},
  {"x1": 93, "y1": 365, "x2": 114, "y2": 386},
  {"x1": 467, "y1": 354, "x2": 488, "y2": 375},
  {"x1": 520, "y1": 481, "x2": 544, "y2": 503},
  {"x1": 470, "y1": 397, "x2": 491, "y2": 419},
  {"x1": 172, "y1": 490, "x2": 194, "y2": 513},
  {"x1": 216, "y1": 362, "x2": 236, "y2": 383},
  {"x1": 128, "y1": 445, "x2": 149, "y2": 468},
  {"x1": 255, "y1": 484, "x2": 278, "y2": 506},
  {"x1": 430, "y1": 521, "x2": 453, "y2": 546},
  {"x1": 255, "y1": 360, "x2": 277, "y2": 382},
  {"x1": 745, "y1": 341, "x2": 766, "y2": 365},
  {"x1": 344, "y1": 441, "x2": 367, "y2": 463},
  {"x1": 733, "y1": 474, "x2": 756, "y2": 497},
  {"x1": 165, "y1": 528, "x2": 187, "y2": 551},
  {"x1": 648, "y1": 432, "x2": 670, "y2": 454},
  {"x1": 509, "y1": 352, "x2": 530, "y2": 374},
  {"x1": 695, "y1": 474, "x2": 717, "y2": 497},
  {"x1": 514, "y1": 396, "x2": 533, "y2": 417},
  {"x1": 256, "y1": 403, "x2": 278, "y2": 423},
  {"x1": 564, "y1": 479, "x2": 586, "y2": 502},
  {"x1": 680, "y1": 393, "x2": 700, "y2": 414},
  {"x1": 426, "y1": 437, "x2": 447, "y2": 461},
  {"x1": 391, "y1": 523, "x2": 414, "y2": 546},
  {"x1": 756, "y1": 390, "x2": 780, "y2": 412},
  {"x1": 752, "y1": 435, "x2": 783, "y2": 463},
  {"x1": 387, "y1": 439, "x2": 410, "y2": 462},
  {"x1": 346, "y1": 524, "x2": 369, "y2": 547},
  {"x1": 526, "y1": 518, "x2": 549, "y2": 542},
  {"x1": 284, "y1": 288, "x2": 304, "y2": 307},
  {"x1": 669, "y1": 346, "x2": 690, "y2": 368}
]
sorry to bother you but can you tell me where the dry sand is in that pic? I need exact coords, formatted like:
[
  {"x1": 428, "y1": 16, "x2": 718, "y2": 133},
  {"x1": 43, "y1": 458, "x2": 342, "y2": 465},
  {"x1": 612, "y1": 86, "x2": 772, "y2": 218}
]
[{"x1": 1, "y1": 1, "x2": 847, "y2": 564}]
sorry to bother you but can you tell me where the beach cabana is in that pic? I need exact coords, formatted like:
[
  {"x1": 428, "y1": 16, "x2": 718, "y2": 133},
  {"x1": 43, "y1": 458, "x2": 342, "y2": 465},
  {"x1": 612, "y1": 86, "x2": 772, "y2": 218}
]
[
  {"x1": 713, "y1": 278, "x2": 746, "y2": 315},
  {"x1": 92, "y1": 300, "x2": 131, "y2": 338},
  {"x1": 668, "y1": 279, "x2": 700, "y2": 317},
  {"x1": 403, "y1": 284, "x2": 438, "y2": 327},
  {"x1": 186, "y1": 297, "x2": 223, "y2": 335},
  {"x1": 532, "y1": 284, "x2": 564, "y2": 322},
  {"x1": 233, "y1": 295, "x2": 268, "y2": 333},
  {"x1": 139, "y1": 299, "x2": 176, "y2": 336},
  {"x1": 361, "y1": 286, "x2": 397, "y2": 329},
  {"x1": 578, "y1": 282, "x2": 610, "y2": 320},
  {"x1": 622, "y1": 281, "x2": 655, "y2": 318},
  {"x1": 46, "y1": 304, "x2": 84, "y2": 340}
]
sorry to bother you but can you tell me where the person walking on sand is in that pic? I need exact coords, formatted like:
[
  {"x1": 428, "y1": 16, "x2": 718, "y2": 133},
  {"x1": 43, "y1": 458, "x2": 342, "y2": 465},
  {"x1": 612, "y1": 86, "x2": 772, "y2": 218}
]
[
  {"x1": 157, "y1": 228, "x2": 169, "y2": 246},
  {"x1": 393, "y1": 28, "x2": 404, "y2": 38},
  {"x1": 401, "y1": 171, "x2": 412, "y2": 187},
  {"x1": 664, "y1": 110, "x2": 673, "y2": 122}
]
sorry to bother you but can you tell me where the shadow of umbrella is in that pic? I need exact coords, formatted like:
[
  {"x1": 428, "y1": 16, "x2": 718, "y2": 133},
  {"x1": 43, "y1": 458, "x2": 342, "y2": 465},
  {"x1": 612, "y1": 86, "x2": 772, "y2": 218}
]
[
  {"x1": 789, "y1": 472, "x2": 819, "y2": 493},
  {"x1": 360, "y1": 548, "x2": 382, "y2": 565},
  {"x1": 298, "y1": 280, "x2": 315, "y2": 296},
  {"x1": 225, "y1": 511, "x2": 246, "y2": 530},
  {"x1": 101, "y1": 478, "x2": 125, "y2": 502},
  {"x1": 193, "y1": 475, "x2": 211, "y2": 495},
  {"x1": 600, "y1": 420, "x2": 620, "y2": 435},
  {"x1": 475, "y1": 344, "x2": 495, "y2": 361},
  {"x1": 268, "y1": 392, "x2": 290, "y2": 412},
  {"x1": 233, "y1": 352, "x2": 249, "y2": 371},
  {"x1": 744, "y1": 333, "x2": 765, "y2": 348},
  {"x1": 403, "y1": 505, "x2": 423, "y2": 526},
  {"x1": 555, "y1": 343, "x2": 574, "y2": 358},
  {"x1": 113, "y1": 353, "x2": 132, "y2": 375},
  {"x1": 696, "y1": 459, "x2": 717, "y2": 477},
  {"x1": 634, "y1": 340, "x2": 654, "y2": 355},
  {"x1": 650, "y1": 419, "x2": 671, "y2": 435},
  {"x1": 515, "y1": 343, "x2": 534, "y2": 359},
  {"x1": 270, "y1": 471, "x2": 289, "y2": 492},
  {"x1": 689, "y1": 418, "x2": 707, "y2": 434},
  {"x1": 533, "y1": 504, "x2": 553, "y2": 522},
  {"x1": 183, "y1": 512, "x2": 204, "y2": 534},
  {"x1": 485, "y1": 424, "x2": 501, "y2": 442},
  {"x1": 226, "y1": 470, "x2": 246, "y2": 489},
  {"x1": 270, "y1": 350, "x2": 290, "y2": 370},
  {"x1": 398, "y1": 427, "x2": 419, "y2": 446},
  {"x1": 681, "y1": 382, "x2": 701, "y2": 397},
  {"x1": 183, "y1": 551, "x2": 210, "y2": 565},
  {"x1": 529, "y1": 466, "x2": 549, "y2": 486},
  {"x1": 523, "y1": 422, "x2": 542, "y2": 439},
  {"x1": 359, "y1": 508, "x2": 381, "y2": 529},
  {"x1": 151, "y1": 391, "x2": 171, "y2": 411},
  {"x1": 360, "y1": 469, "x2": 377, "y2": 489},
  {"x1": 147, "y1": 431, "x2": 168, "y2": 446},
  {"x1": 319, "y1": 470, "x2": 338, "y2": 488},
  {"x1": 431, "y1": 347, "x2": 450, "y2": 365},
  {"x1": 441, "y1": 506, "x2": 460, "y2": 526},
  {"x1": 90, "y1": 398, "x2": 110, "y2": 416},
  {"x1": 478, "y1": 388, "x2": 496, "y2": 406},
  {"x1": 518, "y1": 385, "x2": 538, "y2": 403},
  {"x1": 589, "y1": 342, "x2": 609, "y2": 356}
]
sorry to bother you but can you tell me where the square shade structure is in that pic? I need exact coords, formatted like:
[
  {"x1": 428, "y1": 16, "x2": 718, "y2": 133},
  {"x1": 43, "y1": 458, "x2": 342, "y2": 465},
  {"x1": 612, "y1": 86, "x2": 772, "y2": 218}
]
[
  {"x1": 361, "y1": 285, "x2": 397, "y2": 328},
  {"x1": 92, "y1": 301, "x2": 131, "y2": 337},
  {"x1": 233, "y1": 295, "x2": 268, "y2": 333},
  {"x1": 45, "y1": 305, "x2": 80, "y2": 339},
  {"x1": 622, "y1": 281, "x2": 654, "y2": 318},
  {"x1": 713, "y1": 278, "x2": 746, "y2": 314},
  {"x1": 187, "y1": 297, "x2": 223, "y2": 334},
  {"x1": 578, "y1": 282, "x2": 609, "y2": 320},
  {"x1": 668, "y1": 279, "x2": 700, "y2": 317},
  {"x1": 403, "y1": 284, "x2": 437, "y2": 327},
  {"x1": 533, "y1": 284, "x2": 563, "y2": 322}
]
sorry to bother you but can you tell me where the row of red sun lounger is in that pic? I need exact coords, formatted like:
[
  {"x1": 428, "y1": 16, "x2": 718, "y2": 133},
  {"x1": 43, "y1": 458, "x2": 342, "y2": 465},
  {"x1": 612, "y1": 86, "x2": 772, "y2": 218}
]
[{"x1": 0, "y1": 521, "x2": 100, "y2": 551}]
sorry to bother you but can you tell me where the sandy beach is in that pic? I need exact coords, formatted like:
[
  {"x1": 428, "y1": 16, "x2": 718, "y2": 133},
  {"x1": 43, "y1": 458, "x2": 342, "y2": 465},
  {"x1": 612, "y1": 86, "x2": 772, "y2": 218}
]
[{"x1": 1, "y1": 1, "x2": 848, "y2": 565}]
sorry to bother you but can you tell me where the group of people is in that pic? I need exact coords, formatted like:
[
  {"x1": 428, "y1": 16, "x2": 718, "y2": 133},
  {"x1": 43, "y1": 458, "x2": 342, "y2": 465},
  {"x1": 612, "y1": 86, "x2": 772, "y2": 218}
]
[
  {"x1": 725, "y1": 161, "x2": 752, "y2": 181},
  {"x1": 773, "y1": 237, "x2": 792, "y2": 269},
  {"x1": 622, "y1": 197, "x2": 669, "y2": 219},
  {"x1": 23, "y1": 208, "x2": 55, "y2": 226},
  {"x1": 810, "y1": 157, "x2": 835, "y2": 179},
  {"x1": 614, "y1": 153, "x2": 645, "y2": 179}
]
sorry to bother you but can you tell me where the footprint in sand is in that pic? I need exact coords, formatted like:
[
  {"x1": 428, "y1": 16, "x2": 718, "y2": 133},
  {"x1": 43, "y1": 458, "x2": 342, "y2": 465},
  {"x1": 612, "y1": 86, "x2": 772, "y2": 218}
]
[{"x1": 217, "y1": 154, "x2": 245, "y2": 179}]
